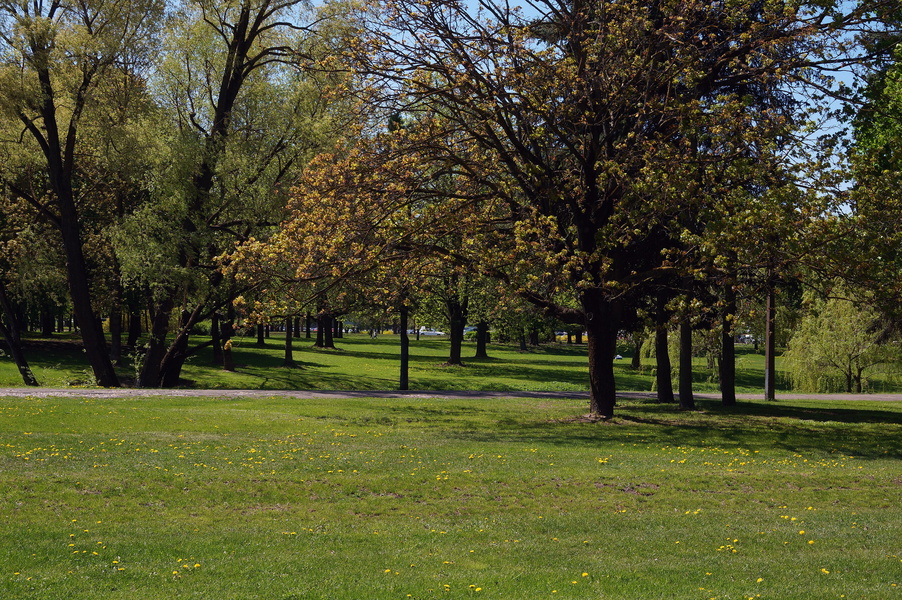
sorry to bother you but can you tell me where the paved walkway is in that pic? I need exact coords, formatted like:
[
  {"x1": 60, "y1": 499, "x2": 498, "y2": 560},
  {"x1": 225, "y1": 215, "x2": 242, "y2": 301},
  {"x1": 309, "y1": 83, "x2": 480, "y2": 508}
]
[{"x1": 0, "y1": 388, "x2": 899, "y2": 401}]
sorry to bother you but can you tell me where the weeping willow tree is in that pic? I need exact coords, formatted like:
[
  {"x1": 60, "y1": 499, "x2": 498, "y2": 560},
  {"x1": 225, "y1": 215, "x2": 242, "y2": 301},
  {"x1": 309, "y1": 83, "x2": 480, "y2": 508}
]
[{"x1": 783, "y1": 289, "x2": 901, "y2": 393}]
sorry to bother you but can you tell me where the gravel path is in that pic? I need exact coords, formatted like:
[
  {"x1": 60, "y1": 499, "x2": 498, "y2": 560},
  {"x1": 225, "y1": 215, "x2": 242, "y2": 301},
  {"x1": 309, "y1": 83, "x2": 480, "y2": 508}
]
[{"x1": 0, "y1": 388, "x2": 899, "y2": 401}]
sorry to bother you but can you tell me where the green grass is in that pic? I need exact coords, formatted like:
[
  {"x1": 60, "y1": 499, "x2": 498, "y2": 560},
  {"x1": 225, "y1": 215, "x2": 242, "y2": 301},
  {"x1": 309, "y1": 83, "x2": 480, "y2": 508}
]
[
  {"x1": 1, "y1": 393, "x2": 901, "y2": 599},
  {"x1": 6, "y1": 332, "x2": 902, "y2": 394},
  {"x1": 0, "y1": 333, "x2": 797, "y2": 393}
]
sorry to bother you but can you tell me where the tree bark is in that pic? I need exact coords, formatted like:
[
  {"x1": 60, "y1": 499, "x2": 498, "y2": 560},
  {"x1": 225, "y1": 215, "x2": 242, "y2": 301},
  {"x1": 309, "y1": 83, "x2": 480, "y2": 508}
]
[
  {"x1": 221, "y1": 305, "x2": 234, "y2": 371},
  {"x1": 138, "y1": 296, "x2": 174, "y2": 387},
  {"x1": 315, "y1": 311, "x2": 335, "y2": 348},
  {"x1": 211, "y1": 311, "x2": 223, "y2": 365},
  {"x1": 126, "y1": 300, "x2": 142, "y2": 349},
  {"x1": 284, "y1": 315, "x2": 294, "y2": 366},
  {"x1": 655, "y1": 292, "x2": 675, "y2": 403},
  {"x1": 399, "y1": 304, "x2": 409, "y2": 390},
  {"x1": 678, "y1": 315, "x2": 695, "y2": 410},
  {"x1": 0, "y1": 282, "x2": 38, "y2": 386},
  {"x1": 160, "y1": 310, "x2": 193, "y2": 387},
  {"x1": 720, "y1": 282, "x2": 737, "y2": 406},
  {"x1": 583, "y1": 290, "x2": 618, "y2": 418},
  {"x1": 764, "y1": 282, "x2": 777, "y2": 401},
  {"x1": 108, "y1": 292, "x2": 122, "y2": 365},
  {"x1": 655, "y1": 325, "x2": 675, "y2": 403},
  {"x1": 474, "y1": 321, "x2": 489, "y2": 358},
  {"x1": 445, "y1": 295, "x2": 466, "y2": 366}
]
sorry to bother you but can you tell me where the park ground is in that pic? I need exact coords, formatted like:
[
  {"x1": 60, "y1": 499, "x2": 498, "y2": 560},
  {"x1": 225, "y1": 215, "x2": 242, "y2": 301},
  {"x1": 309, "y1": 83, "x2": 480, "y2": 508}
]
[
  {"x1": 1, "y1": 334, "x2": 901, "y2": 599},
  {"x1": 1, "y1": 390, "x2": 901, "y2": 599},
  {"x1": 5, "y1": 331, "x2": 902, "y2": 394}
]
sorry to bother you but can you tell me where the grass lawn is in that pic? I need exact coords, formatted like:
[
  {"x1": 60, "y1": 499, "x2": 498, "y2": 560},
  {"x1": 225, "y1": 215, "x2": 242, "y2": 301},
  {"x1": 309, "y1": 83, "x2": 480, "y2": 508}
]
[
  {"x1": 0, "y1": 333, "x2": 813, "y2": 393},
  {"x1": 1, "y1": 393, "x2": 900, "y2": 599}
]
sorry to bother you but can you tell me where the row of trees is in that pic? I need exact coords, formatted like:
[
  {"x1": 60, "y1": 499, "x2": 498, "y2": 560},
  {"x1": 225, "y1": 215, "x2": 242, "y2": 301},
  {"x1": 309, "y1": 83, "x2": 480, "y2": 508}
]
[
  {"x1": 1, "y1": 0, "x2": 901, "y2": 417},
  {"x1": 232, "y1": 0, "x2": 902, "y2": 416}
]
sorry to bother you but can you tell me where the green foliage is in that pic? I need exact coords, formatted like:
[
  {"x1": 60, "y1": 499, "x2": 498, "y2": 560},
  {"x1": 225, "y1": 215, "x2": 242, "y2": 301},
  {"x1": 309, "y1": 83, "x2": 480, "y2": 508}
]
[{"x1": 784, "y1": 289, "x2": 901, "y2": 393}]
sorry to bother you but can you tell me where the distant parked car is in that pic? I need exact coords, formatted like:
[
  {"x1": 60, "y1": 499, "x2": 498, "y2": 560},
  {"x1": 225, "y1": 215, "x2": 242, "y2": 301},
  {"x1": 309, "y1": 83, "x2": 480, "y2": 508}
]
[{"x1": 419, "y1": 327, "x2": 445, "y2": 336}]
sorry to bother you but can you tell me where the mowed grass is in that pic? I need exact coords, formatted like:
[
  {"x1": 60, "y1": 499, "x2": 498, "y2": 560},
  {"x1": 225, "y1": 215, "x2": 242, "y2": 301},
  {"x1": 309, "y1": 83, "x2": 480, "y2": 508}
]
[
  {"x1": 1, "y1": 393, "x2": 901, "y2": 599},
  {"x1": 1, "y1": 333, "x2": 822, "y2": 393}
]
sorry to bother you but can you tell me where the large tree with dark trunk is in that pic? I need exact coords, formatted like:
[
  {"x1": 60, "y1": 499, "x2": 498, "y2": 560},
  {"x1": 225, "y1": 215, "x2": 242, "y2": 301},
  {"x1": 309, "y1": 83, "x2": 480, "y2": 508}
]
[
  {"x1": 0, "y1": 0, "x2": 164, "y2": 386},
  {"x1": 129, "y1": 0, "x2": 342, "y2": 387},
  {"x1": 348, "y1": 0, "x2": 824, "y2": 416}
]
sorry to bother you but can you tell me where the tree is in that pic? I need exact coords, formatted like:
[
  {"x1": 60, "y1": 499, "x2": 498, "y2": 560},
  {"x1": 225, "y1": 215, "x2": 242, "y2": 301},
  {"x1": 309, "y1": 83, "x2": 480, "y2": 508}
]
[
  {"x1": 125, "y1": 0, "x2": 344, "y2": 387},
  {"x1": 347, "y1": 0, "x2": 824, "y2": 417},
  {"x1": 0, "y1": 0, "x2": 165, "y2": 386},
  {"x1": 784, "y1": 288, "x2": 899, "y2": 393}
]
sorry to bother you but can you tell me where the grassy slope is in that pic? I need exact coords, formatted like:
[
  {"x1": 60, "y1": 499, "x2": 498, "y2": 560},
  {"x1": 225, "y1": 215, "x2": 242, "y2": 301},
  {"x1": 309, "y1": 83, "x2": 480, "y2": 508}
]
[{"x1": 1, "y1": 394, "x2": 901, "y2": 599}]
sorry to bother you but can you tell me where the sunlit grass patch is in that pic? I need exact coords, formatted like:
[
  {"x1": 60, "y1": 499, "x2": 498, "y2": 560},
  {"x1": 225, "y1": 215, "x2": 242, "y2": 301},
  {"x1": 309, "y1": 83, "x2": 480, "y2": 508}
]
[{"x1": 1, "y1": 394, "x2": 901, "y2": 599}]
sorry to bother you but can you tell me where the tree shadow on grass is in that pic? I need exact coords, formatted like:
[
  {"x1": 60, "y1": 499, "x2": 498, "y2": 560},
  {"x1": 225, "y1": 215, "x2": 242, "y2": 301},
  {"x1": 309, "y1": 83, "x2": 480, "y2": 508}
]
[{"x1": 450, "y1": 397, "x2": 902, "y2": 461}]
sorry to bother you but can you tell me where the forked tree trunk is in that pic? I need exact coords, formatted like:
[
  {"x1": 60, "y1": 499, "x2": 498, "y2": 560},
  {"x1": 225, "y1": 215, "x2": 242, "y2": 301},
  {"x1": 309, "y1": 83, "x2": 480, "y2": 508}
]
[
  {"x1": 0, "y1": 282, "x2": 38, "y2": 386},
  {"x1": 138, "y1": 296, "x2": 174, "y2": 387}
]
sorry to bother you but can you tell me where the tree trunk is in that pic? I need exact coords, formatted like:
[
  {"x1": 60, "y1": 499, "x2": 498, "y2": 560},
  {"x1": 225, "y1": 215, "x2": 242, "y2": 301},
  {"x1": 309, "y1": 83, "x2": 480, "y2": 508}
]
[
  {"x1": 126, "y1": 300, "x2": 142, "y2": 349},
  {"x1": 399, "y1": 305, "x2": 409, "y2": 390},
  {"x1": 256, "y1": 322, "x2": 265, "y2": 347},
  {"x1": 138, "y1": 296, "x2": 174, "y2": 387},
  {"x1": 305, "y1": 313, "x2": 311, "y2": 338},
  {"x1": 655, "y1": 293, "x2": 675, "y2": 403},
  {"x1": 160, "y1": 310, "x2": 193, "y2": 387},
  {"x1": 211, "y1": 311, "x2": 223, "y2": 365},
  {"x1": 284, "y1": 316, "x2": 294, "y2": 366},
  {"x1": 720, "y1": 282, "x2": 737, "y2": 406},
  {"x1": 315, "y1": 311, "x2": 335, "y2": 348},
  {"x1": 221, "y1": 305, "x2": 234, "y2": 371},
  {"x1": 631, "y1": 336, "x2": 641, "y2": 370},
  {"x1": 678, "y1": 315, "x2": 695, "y2": 410},
  {"x1": 764, "y1": 282, "x2": 777, "y2": 401},
  {"x1": 108, "y1": 295, "x2": 122, "y2": 366},
  {"x1": 474, "y1": 321, "x2": 489, "y2": 358},
  {"x1": 40, "y1": 305, "x2": 55, "y2": 338},
  {"x1": 519, "y1": 332, "x2": 528, "y2": 352},
  {"x1": 0, "y1": 282, "x2": 38, "y2": 386},
  {"x1": 655, "y1": 325, "x2": 675, "y2": 403},
  {"x1": 583, "y1": 290, "x2": 618, "y2": 418},
  {"x1": 60, "y1": 218, "x2": 120, "y2": 387},
  {"x1": 445, "y1": 295, "x2": 466, "y2": 366}
]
